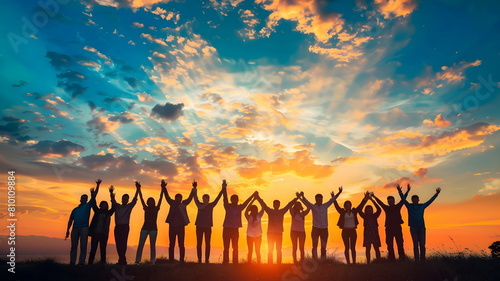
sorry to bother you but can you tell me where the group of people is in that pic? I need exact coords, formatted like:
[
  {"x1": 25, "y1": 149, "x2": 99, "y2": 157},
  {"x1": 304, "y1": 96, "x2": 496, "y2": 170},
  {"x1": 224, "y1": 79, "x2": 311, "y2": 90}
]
[{"x1": 66, "y1": 179, "x2": 441, "y2": 265}]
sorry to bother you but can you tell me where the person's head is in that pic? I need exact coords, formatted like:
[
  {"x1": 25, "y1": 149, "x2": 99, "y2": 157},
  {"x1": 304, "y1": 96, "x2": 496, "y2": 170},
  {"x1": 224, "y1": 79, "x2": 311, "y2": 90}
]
[
  {"x1": 387, "y1": 196, "x2": 395, "y2": 206},
  {"x1": 230, "y1": 194, "x2": 239, "y2": 205},
  {"x1": 315, "y1": 194, "x2": 323, "y2": 205},
  {"x1": 248, "y1": 204, "x2": 258, "y2": 216},
  {"x1": 293, "y1": 202, "x2": 303, "y2": 212},
  {"x1": 344, "y1": 200, "x2": 352, "y2": 211},
  {"x1": 365, "y1": 205, "x2": 373, "y2": 215},
  {"x1": 147, "y1": 197, "x2": 155, "y2": 207},
  {"x1": 99, "y1": 201, "x2": 109, "y2": 210},
  {"x1": 80, "y1": 194, "x2": 88, "y2": 204},
  {"x1": 202, "y1": 194, "x2": 210, "y2": 204},
  {"x1": 411, "y1": 195, "x2": 419, "y2": 204},
  {"x1": 175, "y1": 193, "x2": 182, "y2": 204},
  {"x1": 121, "y1": 194, "x2": 129, "y2": 205},
  {"x1": 273, "y1": 200, "x2": 280, "y2": 210}
]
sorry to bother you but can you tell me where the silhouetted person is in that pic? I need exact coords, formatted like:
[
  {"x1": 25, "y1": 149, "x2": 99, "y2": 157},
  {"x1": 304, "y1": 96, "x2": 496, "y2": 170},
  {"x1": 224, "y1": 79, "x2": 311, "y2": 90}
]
[
  {"x1": 372, "y1": 185, "x2": 410, "y2": 261},
  {"x1": 110, "y1": 184, "x2": 139, "y2": 265},
  {"x1": 163, "y1": 180, "x2": 195, "y2": 263},
  {"x1": 193, "y1": 180, "x2": 223, "y2": 263},
  {"x1": 65, "y1": 179, "x2": 100, "y2": 265},
  {"x1": 135, "y1": 181, "x2": 163, "y2": 264},
  {"x1": 88, "y1": 182, "x2": 115, "y2": 264},
  {"x1": 222, "y1": 180, "x2": 256, "y2": 264},
  {"x1": 358, "y1": 193, "x2": 382, "y2": 263},
  {"x1": 244, "y1": 197, "x2": 264, "y2": 263},
  {"x1": 255, "y1": 194, "x2": 297, "y2": 264},
  {"x1": 399, "y1": 186, "x2": 441, "y2": 261},
  {"x1": 333, "y1": 189, "x2": 369, "y2": 264},
  {"x1": 298, "y1": 188, "x2": 342, "y2": 260},
  {"x1": 289, "y1": 198, "x2": 310, "y2": 264}
]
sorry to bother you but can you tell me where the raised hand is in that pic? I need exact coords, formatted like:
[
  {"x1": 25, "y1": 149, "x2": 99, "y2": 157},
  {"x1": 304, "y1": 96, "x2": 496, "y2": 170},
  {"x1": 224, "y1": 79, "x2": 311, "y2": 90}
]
[
  {"x1": 192, "y1": 180, "x2": 197, "y2": 189},
  {"x1": 90, "y1": 187, "x2": 95, "y2": 194},
  {"x1": 300, "y1": 191, "x2": 304, "y2": 197},
  {"x1": 364, "y1": 191, "x2": 371, "y2": 199},
  {"x1": 135, "y1": 181, "x2": 141, "y2": 189},
  {"x1": 222, "y1": 179, "x2": 227, "y2": 189},
  {"x1": 96, "y1": 179, "x2": 102, "y2": 185},
  {"x1": 407, "y1": 184, "x2": 411, "y2": 192},
  {"x1": 296, "y1": 192, "x2": 301, "y2": 198},
  {"x1": 161, "y1": 180, "x2": 167, "y2": 189},
  {"x1": 338, "y1": 186, "x2": 343, "y2": 193},
  {"x1": 396, "y1": 184, "x2": 402, "y2": 193},
  {"x1": 330, "y1": 191, "x2": 335, "y2": 198},
  {"x1": 370, "y1": 192, "x2": 374, "y2": 198},
  {"x1": 109, "y1": 185, "x2": 115, "y2": 193},
  {"x1": 436, "y1": 187, "x2": 441, "y2": 194}
]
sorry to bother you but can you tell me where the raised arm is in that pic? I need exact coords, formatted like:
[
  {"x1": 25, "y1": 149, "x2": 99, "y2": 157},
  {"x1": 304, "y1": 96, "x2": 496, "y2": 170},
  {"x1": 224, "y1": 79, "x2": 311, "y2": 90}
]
[
  {"x1": 90, "y1": 179, "x2": 102, "y2": 200},
  {"x1": 240, "y1": 191, "x2": 256, "y2": 209},
  {"x1": 372, "y1": 193, "x2": 388, "y2": 209},
  {"x1": 255, "y1": 193, "x2": 271, "y2": 212},
  {"x1": 397, "y1": 185, "x2": 409, "y2": 207},
  {"x1": 371, "y1": 195, "x2": 382, "y2": 216},
  {"x1": 211, "y1": 188, "x2": 224, "y2": 206},
  {"x1": 325, "y1": 186, "x2": 343, "y2": 207},
  {"x1": 355, "y1": 192, "x2": 370, "y2": 211},
  {"x1": 193, "y1": 186, "x2": 201, "y2": 207},
  {"x1": 222, "y1": 180, "x2": 229, "y2": 207},
  {"x1": 299, "y1": 192, "x2": 313, "y2": 208},
  {"x1": 245, "y1": 197, "x2": 256, "y2": 217},
  {"x1": 423, "y1": 187, "x2": 441, "y2": 208},
  {"x1": 282, "y1": 197, "x2": 298, "y2": 212},
  {"x1": 131, "y1": 182, "x2": 140, "y2": 204},
  {"x1": 109, "y1": 185, "x2": 117, "y2": 206},
  {"x1": 182, "y1": 181, "x2": 196, "y2": 205},
  {"x1": 162, "y1": 180, "x2": 174, "y2": 204},
  {"x1": 157, "y1": 185, "x2": 164, "y2": 208},
  {"x1": 302, "y1": 205, "x2": 311, "y2": 217},
  {"x1": 136, "y1": 181, "x2": 146, "y2": 208}
]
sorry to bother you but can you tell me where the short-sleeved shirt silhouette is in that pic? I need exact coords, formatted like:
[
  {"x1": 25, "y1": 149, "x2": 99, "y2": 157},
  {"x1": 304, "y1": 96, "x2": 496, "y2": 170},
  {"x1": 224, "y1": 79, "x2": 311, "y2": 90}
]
[
  {"x1": 70, "y1": 198, "x2": 95, "y2": 228},
  {"x1": 142, "y1": 206, "x2": 160, "y2": 231}
]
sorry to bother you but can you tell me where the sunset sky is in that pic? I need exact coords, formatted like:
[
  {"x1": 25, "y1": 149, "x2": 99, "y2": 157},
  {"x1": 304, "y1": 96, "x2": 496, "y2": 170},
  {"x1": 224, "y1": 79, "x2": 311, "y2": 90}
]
[{"x1": 0, "y1": 0, "x2": 499, "y2": 263}]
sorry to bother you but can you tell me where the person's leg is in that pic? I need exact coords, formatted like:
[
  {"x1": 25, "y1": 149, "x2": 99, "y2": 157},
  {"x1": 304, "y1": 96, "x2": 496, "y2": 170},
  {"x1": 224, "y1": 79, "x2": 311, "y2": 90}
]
[
  {"x1": 386, "y1": 227, "x2": 395, "y2": 261},
  {"x1": 205, "y1": 228, "x2": 212, "y2": 263},
  {"x1": 256, "y1": 235, "x2": 262, "y2": 264},
  {"x1": 268, "y1": 232, "x2": 274, "y2": 264},
  {"x1": 419, "y1": 228, "x2": 426, "y2": 261},
  {"x1": 169, "y1": 226, "x2": 176, "y2": 261},
  {"x1": 374, "y1": 246, "x2": 381, "y2": 260},
  {"x1": 222, "y1": 228, "x2": 230, "y2": 264},
  {"x1": 196, "y1": 226, "x2": 203, "y2": 263},
  {"x1": 394, "y1": 225, "x2": 406, "y2": 260},
  {"x1": 70, "y1": 228, "x2": 79, "y2": 264},
  {"x1": 409, "y1": 227, "x2": 419, "y2": 261},
  {"x1": 311, "y1": 227, "x2": 319, "y2": 260},
  {"x1": 88, "y1": 234, "x2": 99, "y2": 265},
  {"x1": 101, "y1": 234, "x2": 108, "y2": 263},
  {"x1": 179, "y1": 226, "x2": 186, "y2": 263},
  {"x1": 277, "y1": 232, "x2": 283, "y2": 264},
  {"x1": 350, "y1": 229, "x2": 357, "y2": 264},
  {"x1": 341, "y1": 229, "x2": 350, "y2": 264},
  {"x1": 247, "y1": 235, "x2": 253, "y2": 263},
  {"x1": 232, "y1": 228, "x2": 239, "y2": 264},
  {"x1": 78, "y1": 227, "x2": 89, "y2": 265},
  {"x1": 365, "y1": 244, "x2": 371, "y2": 264},
  {"x1": 320, "y1": 228, "x2": 328, "y2": 260},
  {"x1": 291, "y1": 231, "x2": 298, "y2": 264},
  {"x1": 136, "y1": 229, "x2": 148, "y2": 263},
  {"x1": 298, "y1": 231, "x2": 306, "y2": 262},
  {"x1": 122, "y1": 225, "x2": 130, "y2": 264},
  {"x1": 150, "y1": 230, "x2": 157, "y2": 263}
]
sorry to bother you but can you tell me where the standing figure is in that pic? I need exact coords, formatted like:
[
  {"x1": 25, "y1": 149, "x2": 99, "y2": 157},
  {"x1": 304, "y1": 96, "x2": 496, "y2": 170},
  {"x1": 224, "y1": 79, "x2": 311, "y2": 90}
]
[
  {"x1": 255, "y1": 194, "x2": 297, "y2": 264},
  {"x1": 135, "y1": 181, "x2": 163, "y2": 264},
  {"x1": 289, "y1": 199, "x2": 310, "y2": 264},
  {"x1": 372, "y1": 185, "x2": 410, "y2": 261},
  {"x1": 65, "y1": 179, "x2": 101, "y2": 265},
  {"x1": 163, "y1": 180, "x2": 195, "y2": 263},
  {"x1": 399, "y1": 186, "x2": 441, "y2": 261},
  {"x1": 222, "y1": 180, "x2": 256, "y2": 264},
  {"x1": 193, "y1": 180, "x2": 224, "y2": 263},
  {"x1": 358, "y1": 193, "x2": 382, "y2": 263},
  {"x1": 88, "y1": 182, "x2": 114, "y2": 264},
  {"x1": 333, "y1": 189, "x2": 369, "y2": 264},
  {"x1": 244, "y1": 197, "x2": 264, "y2": 263},
  {"x1": 298, "y1": 188, "x2": 342, "y2": 260},
  {"x1": 110, "y1": 183, "x2": 139, "y2": 265}
]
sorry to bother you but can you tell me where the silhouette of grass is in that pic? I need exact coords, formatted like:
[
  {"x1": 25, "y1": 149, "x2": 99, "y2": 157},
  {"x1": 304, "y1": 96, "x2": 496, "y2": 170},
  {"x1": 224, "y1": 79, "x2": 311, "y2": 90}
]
[{"x1": 1, "y1": 254, "x2": 499, "y2": 281}]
